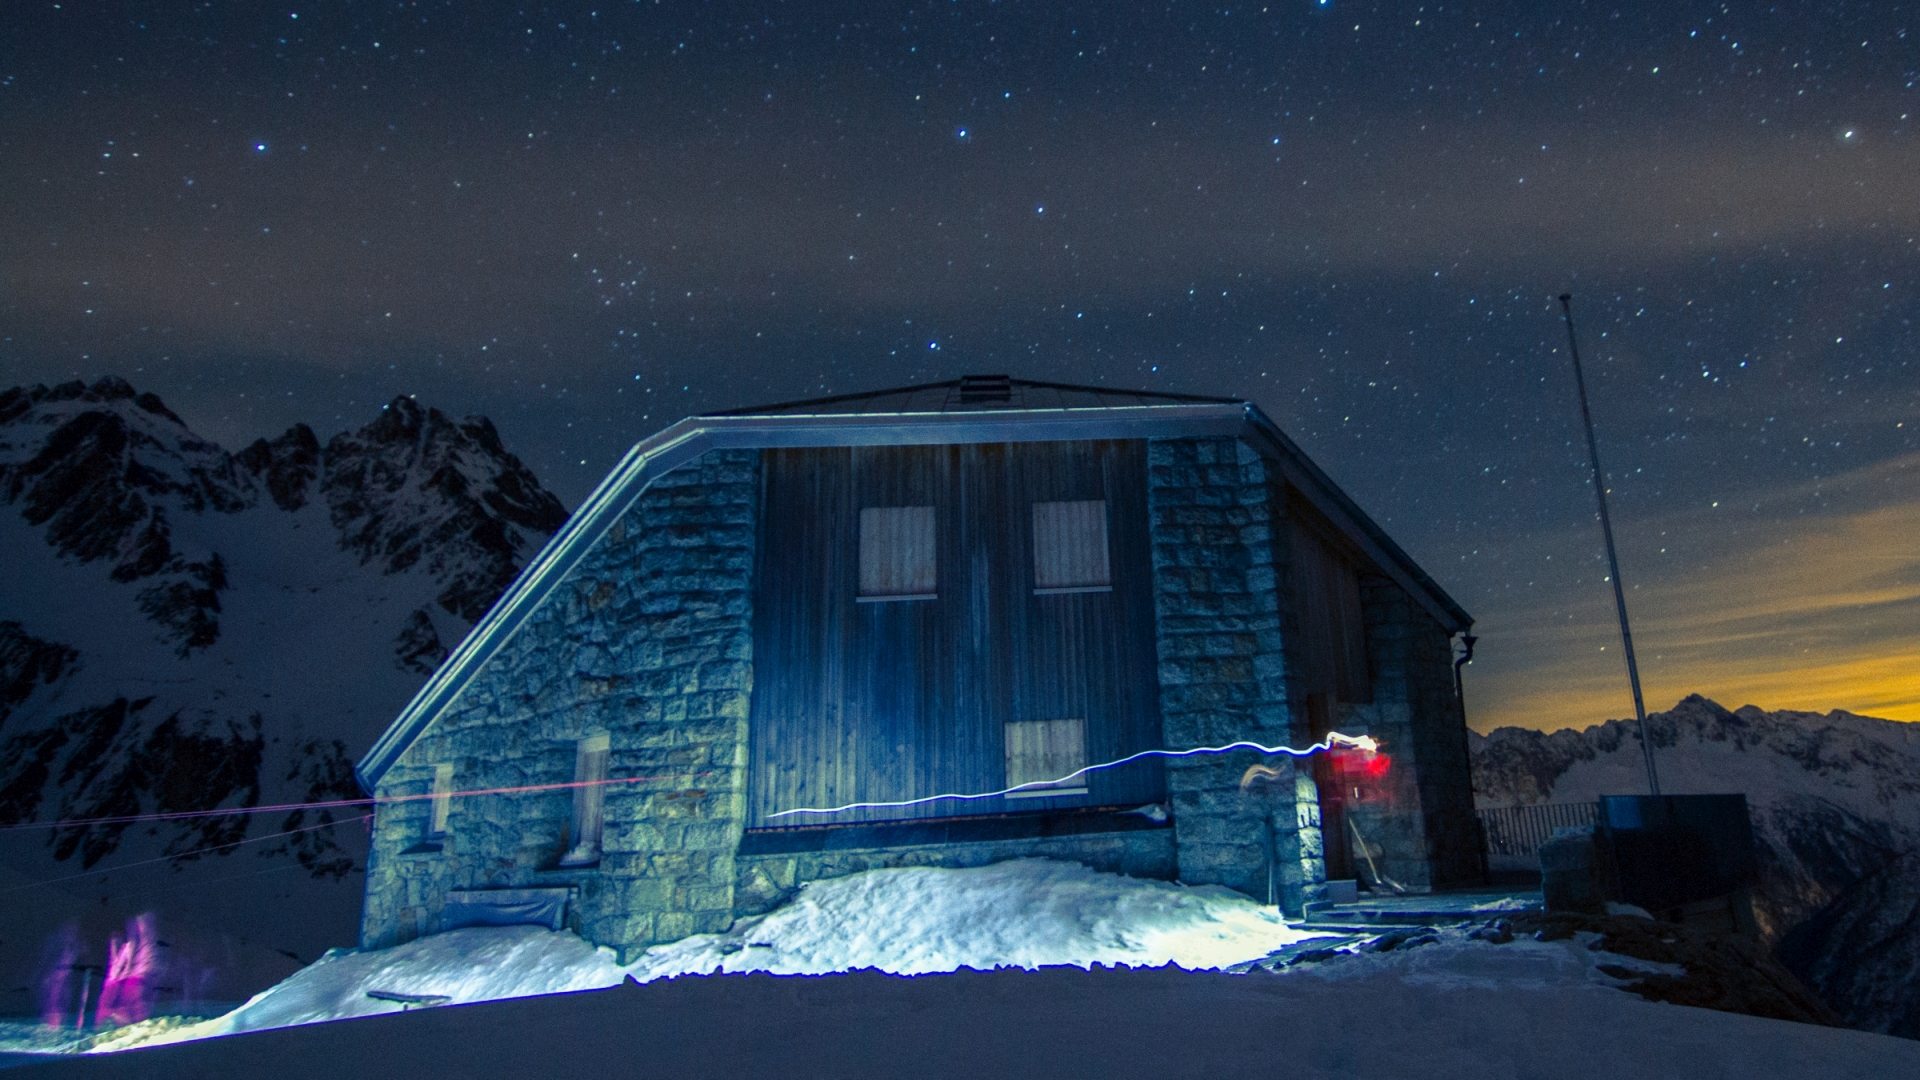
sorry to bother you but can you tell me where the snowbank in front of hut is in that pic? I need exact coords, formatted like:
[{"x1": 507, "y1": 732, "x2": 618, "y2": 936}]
[
  {"x1": 88, "y1": 924, "x2": 630, "y2": 1051},
  {"x1": 84, "y1": 860, "x2": 1325, "y2": 1052},
  {"x1": 628, "y1": 858, "x2": 1321, "y2": 978}
]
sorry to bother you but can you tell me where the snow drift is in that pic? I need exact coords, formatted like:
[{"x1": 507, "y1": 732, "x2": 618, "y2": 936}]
[
  {"x1": 64, "y1": 920, "x2": 1920, "y2": 1080},
  {"x1": 94, "y1": 859, "x2": 1325, "y2": 1049},
  {"x1": 629, "y1": 858, "x2": 1323, "y2": 979}
]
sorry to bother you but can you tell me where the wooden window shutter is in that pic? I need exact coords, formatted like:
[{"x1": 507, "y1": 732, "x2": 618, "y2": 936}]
[
  {"x1": 1032, "y1": 500, "x2": 1111, "y2": 593},
  {"x1": 1004, "y1": 718, "x2": 1089, "y2": 797},
  {"x1": 858, "y1": 506, "x2": 938, "y2": 600}
]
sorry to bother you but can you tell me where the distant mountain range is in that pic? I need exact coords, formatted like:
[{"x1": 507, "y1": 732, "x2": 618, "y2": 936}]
[
  {"x1": 1471, "y1": 696, "x2": 1920, "y2": 1038},
  {"x1": 0, "y1": 377, "x2": 565, "y2": 1008}
]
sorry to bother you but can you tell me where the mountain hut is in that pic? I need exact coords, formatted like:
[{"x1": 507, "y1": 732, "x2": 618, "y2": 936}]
[{"x1": 355, "y1": 377, "x2": 1480, "y2": 957}]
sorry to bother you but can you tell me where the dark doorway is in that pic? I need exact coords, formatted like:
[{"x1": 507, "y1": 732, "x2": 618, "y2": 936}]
[{"x1": 1306, "y1": 693, "x2": 1356, "y2": 884}]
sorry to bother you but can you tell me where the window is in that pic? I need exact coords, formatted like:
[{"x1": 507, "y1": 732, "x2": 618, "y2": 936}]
[
  {"x1": 1004, "y1": 718, "x2": 1089, "y2": 798},
  {"x1": 558, "y1": 733, "x2": 611, "y2": 868},
  {"x1": 1032, "y1": 500, "x2": 1111, "y2": 593},
  {"x1": 428, "y1": 762, "x2": 455, "y2": 837},
  {"x1": 858, "y1": 505, "x2": 937, "y2": 601}
]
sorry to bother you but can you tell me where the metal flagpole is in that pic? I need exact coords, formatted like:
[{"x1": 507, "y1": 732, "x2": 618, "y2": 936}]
[{"x1": 1557, "y1": 294, "x2": 1660, "y2": 796}]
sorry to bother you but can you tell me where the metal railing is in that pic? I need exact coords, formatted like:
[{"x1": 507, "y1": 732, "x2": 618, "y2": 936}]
[{"x1": 1477, "y1": 802, "x2": 1599, "y2": 859}]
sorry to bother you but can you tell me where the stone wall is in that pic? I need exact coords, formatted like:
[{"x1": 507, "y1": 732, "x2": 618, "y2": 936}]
[
  {"x1": 734, "y1": 827, "x2": 1175, "y2": 915},
  {"x1": 361, "y1": 448, "x2": 760, "y2": 958},
  {"x1": 1356, "y1": 576, "x2": 1483, "y2": 888},
  {"x1": 1144, "y1": 437, "x2": 1324, "y2": 915}
]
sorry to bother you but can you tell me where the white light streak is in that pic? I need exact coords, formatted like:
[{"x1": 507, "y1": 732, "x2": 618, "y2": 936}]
[{"x1": 768, "y1": 733, "x2": 1378, "y2": 818}]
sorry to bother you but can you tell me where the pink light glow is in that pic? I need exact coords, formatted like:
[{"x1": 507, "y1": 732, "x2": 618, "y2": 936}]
[
  {"x1": 38, "y1": 923, "x2": 80, "y2": 1028},
  {"x1": 93, "y1": 914, "x2": 158, "y2": 1027}
]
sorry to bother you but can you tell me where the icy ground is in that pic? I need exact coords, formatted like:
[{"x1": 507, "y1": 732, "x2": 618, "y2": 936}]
[{"x1": 5, "y1": 860, "x2": 1916, "y2": 1076}]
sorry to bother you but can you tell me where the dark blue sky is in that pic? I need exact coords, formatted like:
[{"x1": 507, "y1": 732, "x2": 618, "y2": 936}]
[{"x1": 4, "y1": 1, "x2": 1916, "y2": 728}]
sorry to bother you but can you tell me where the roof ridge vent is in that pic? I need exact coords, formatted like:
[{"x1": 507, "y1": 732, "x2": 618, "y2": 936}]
[{"x1": 956, "y1": 374, "x2": 1014, "y2": 404}]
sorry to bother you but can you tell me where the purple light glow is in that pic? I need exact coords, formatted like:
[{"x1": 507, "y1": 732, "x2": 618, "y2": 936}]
[
  {"x1": 38, "y1": 923, "x2": 80, "y2": 1028},
  {"x1": 94, "y1": 914, "x2": 159, "y2": 1028}
]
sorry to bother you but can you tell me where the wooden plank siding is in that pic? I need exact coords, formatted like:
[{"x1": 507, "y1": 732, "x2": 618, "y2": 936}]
[
  {"x1": 1031, "y1": 500, "x2": 1112, "y2": 592},
  {"x1": 1289, "y1": 513, "x2": 1373, "y2": 706},
  {"x1": 747, "y1": 440, "x2": 1166, "y2": 827}
]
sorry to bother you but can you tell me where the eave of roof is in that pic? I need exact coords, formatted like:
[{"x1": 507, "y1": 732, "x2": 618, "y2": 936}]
[
  {"x1": 708, "y1": 376, "x2": 1241, "y2": 416},
  {"x1": 355, "y1": 398, "x2": 1471, "y2": 792}
]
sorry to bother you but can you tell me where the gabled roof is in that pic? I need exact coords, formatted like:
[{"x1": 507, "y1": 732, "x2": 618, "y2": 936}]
[
  {"x1": 710, "y1": 375, "x2": 1240, "y2": 416},
  {"x1": 356, "y1": 377, "x2": 1472, "y2": 791}
]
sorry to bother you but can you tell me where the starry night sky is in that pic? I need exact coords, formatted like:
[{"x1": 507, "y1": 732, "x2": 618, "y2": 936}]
[{"x1": 3, "y1": 2, "x2": 1916, "y2": 731}]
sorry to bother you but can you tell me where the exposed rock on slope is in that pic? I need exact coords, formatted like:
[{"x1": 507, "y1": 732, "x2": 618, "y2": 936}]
[
  {"x1": 0, "y1": 377, "x2": 567, "y2": 1005},
  {"x1": 1513, "y1": 911, "x2": 1840, "y2": 1028},
  {"x1": 319, "y1": 397, "x2": 565, "y2": 621},
  {"x1": 1470, "y1": 695, "x2": 1920, "y2": 1037},
  {"x1": 1778, "y1": 848, "x2": 1920, "y2": 1039},
  {"x1": 1, "y1": 378, "x2": 247, "y2": 656},
  {"x1": 235, "y1": 422, "x2": 321, "y2": 512},
  {"x1": 0, "y1": 620, "x2": 78, "y2": 720}
]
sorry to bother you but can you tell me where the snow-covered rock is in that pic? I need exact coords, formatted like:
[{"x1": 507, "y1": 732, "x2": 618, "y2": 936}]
[
  {"x1": 0, "y1": 378, "x2": 566, "y2": 1007},
  {"x1": 1779, "y1": 848, "x2": 1920, "y2": 1040},
  {"x1": 1469, "y1": 694, "x2": 1920, "y2": 1037}
]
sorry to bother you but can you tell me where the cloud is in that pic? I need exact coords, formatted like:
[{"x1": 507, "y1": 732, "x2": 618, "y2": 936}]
[
  {"x1": 1466, "y1": 453, "x2": 1920, "y2": 730},
  {"x1": 6, "y1": 98, "x2": 1920, "y2": 362}
]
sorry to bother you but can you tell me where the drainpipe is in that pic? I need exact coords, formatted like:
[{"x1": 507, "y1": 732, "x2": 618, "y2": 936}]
[{"x1": 1452, "y1": 633, "x2": 1477, "y2": 715}]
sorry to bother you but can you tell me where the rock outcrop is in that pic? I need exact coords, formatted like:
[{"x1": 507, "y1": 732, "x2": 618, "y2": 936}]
[{"x1": 0, "y1": 377, "x2": 569, "y2": 1006}]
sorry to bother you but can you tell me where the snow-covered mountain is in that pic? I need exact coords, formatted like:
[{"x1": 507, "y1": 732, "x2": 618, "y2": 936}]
[
  {"x1": 0, "y1": 377, "x2": 566, "y2": 1011},
  {"x1": 1470, "y1": 695, "x2": 1920, "y2": 1037}
]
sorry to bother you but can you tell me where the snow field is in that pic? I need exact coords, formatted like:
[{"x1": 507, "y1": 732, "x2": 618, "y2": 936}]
[
  {"x1": 55, "y1": 857, "x2": 1920, "y2": 1079},
  {"x1": 93, "y1": 859, "x2": 1325, "y2": 1049}
]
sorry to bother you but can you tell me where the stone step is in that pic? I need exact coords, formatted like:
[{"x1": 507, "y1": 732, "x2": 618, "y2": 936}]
[{"x1": 1302, "y1": 889, "x2": 1542, "y2": 926}]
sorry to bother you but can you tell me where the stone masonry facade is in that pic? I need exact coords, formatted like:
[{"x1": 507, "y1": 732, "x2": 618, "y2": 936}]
[
  {"x1": 361, "y1": 448, "x2": 760, "y2": 958},
  {"x1": 1144, "y1": 436, "x2": 1326, "y2": 917},
  {"x1": 1349, "y1": 576, "x2": 1482, "y2": 889},
  {"x1": 733, "y1": 830, "x2": 1176, "y2": 917},
  {"x1": 1144, "y1": 435, "x2": 1481, "y2": 912}
]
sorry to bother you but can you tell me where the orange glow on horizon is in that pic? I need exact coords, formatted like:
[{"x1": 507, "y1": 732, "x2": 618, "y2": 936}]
[{"x1": 1459, "y1": 454, "x2": 1920, "y2": 734}]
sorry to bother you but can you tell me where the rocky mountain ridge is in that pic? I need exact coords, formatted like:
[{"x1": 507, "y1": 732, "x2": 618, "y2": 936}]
[{"x1": 0, "y1": 377, "x2": 566, "y2": 1006}]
